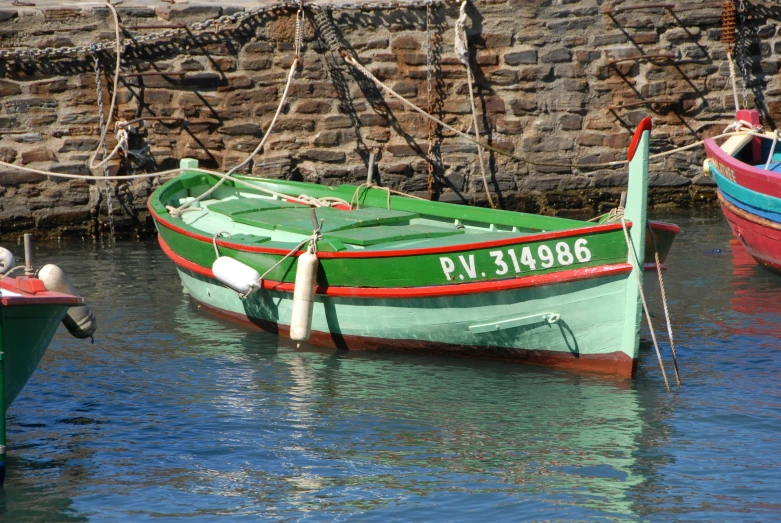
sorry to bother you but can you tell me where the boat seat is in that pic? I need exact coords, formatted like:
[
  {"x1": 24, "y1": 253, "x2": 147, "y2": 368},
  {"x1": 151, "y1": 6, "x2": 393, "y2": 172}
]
[
  {"x1": 757, "y1": 162, "x2": 781, "y2": 173},
  {"x1": 207, "y1": 198, "x2": 297, "y2": 217},
  {"x1": 233, "y1": 206, "x2": 418, "y2": 234},
  {"x1": 323, "y1": 224, "x2": 464, "y2": 246},
  {"x1": 224, "y1": 233, "x2": 272, "y2": 244}
]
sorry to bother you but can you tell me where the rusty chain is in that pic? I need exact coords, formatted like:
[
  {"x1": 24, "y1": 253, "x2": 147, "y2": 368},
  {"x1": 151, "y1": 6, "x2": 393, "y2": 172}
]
[{"x1": 0, "y1": 0, "x2": 452, "y2": 61}]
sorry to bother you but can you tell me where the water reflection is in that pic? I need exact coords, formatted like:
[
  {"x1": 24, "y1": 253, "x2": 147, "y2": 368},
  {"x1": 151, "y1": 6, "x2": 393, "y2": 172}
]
[{"x1": 4, "y1": 218, "x2": 781, "y2": 521}]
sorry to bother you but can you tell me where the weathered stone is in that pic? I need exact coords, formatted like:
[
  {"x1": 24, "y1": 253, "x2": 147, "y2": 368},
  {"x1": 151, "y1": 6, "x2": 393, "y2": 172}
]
[
  {"x1": 541, "y1": 48, "x2": 572, "y2": 63},
  {"x1": 324, "y1": 115, "x2": 352, "y2": 130},
  {"x1": 218, "y1": 124, "x2": 262, "y2": 136},
  {"x1": 58, "y1": 139, "x2": 100, "y2": 153},
  {"x1": 0, "y1": 80, "x2": 21, "y2": 97},
  {"x1": 0, "y1": 10, "x2": 17, "y2": 22},
  {"x1": 0, "y1": 147, "x2": 16, "y2": 163},
  {"x1": 504, "y1": 50, "x2": 537, "y2": 65},
  {"x1": 312, "y1": 131, "x2": 341, "y2": 147},
  {"x1": 296, "y1": 100, "x2": 332, "y2": 114},
  {"x1": 298, "y1": 149, "x2": 345, "y2": 163},
  {"x1": 391, "y1": 35, "x2": 420, "y2": 51}
]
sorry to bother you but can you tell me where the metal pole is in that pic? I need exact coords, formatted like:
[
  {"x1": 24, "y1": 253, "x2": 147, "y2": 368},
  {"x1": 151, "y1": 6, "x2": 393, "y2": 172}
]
[
  {"x1": 366, "y1": 151, "x2": 376, "y2": 185},
  {"x1": 23, "y1": 233, "x2": 33, "y2": 277}
]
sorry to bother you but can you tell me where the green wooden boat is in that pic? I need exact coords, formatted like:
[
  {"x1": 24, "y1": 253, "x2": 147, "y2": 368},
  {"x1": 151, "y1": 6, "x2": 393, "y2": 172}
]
[
  {"x1": 0, "y1": 274, "x2": 85, "y2": 483},
  {"x1": 150, "y1": 119, "x2": 659, "y2": 378}
]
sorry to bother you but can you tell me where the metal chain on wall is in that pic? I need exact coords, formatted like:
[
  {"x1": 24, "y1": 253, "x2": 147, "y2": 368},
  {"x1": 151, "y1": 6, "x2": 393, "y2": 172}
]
[{"x1": 0, "y1": 1, "x2": 453, "y2": 62}]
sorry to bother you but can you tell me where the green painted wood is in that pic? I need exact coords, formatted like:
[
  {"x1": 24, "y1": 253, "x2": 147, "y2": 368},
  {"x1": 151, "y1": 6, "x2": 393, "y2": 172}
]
[
  {"x1": 176, "y1": 266, "x2": 629, "y2": 359},
  {"x1": 323, "y1": 224, "x2": 464, "y2": 246},
  {"x1": 207, "y1": 198, "x2": 296, "y2": 216},
  {"x1": 1, "y1": 304, "x2": 69, "y2": 408},
  {"x1": 620, "y1": 128, "x2": 650, "y2": 362},
  {"x1": 232, "y1": 206, "x2": 418, "y2": 235},
  {"x1": 157, "y1": 222, "x2": 629, "y2": 288},
  {"x1": 157, "y1": 167, "x2": 586, "y2": 232}
]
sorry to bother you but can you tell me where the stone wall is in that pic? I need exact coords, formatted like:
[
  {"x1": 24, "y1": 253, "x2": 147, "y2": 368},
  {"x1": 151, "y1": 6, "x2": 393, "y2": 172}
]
[{"x1": 0, "y1": 0, "x2": 778, "y2": 239}]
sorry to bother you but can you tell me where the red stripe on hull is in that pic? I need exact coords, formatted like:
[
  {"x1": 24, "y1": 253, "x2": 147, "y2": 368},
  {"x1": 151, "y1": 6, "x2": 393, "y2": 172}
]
[
  {"x1": 719, "y1": 192, "x2": 781, "y2": 271},
  {"x1": 192, "y1": 296, "x2": 637, "y2": 378},
  {"x1": 149, "y1": 202, "x2": 630, "y2": 259},
  {"x1": 159, "y1": 235, "x2": 632, "y2": 298}
]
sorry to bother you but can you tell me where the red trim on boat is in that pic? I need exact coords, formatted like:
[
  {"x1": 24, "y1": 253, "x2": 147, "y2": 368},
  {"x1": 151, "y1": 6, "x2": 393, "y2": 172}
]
[
  {"x1": 628, "y1": 117, "x2": 652, "y2": 162},
  {"x1": 192, "y1": 297, "x2": 637, "y2": 378},
  {"x1": 0, "y1": 278, "x2": 83, "y2": 307},
  {"x1": 719, "y1": 191, "x2": 781, "y2": 270},
  {"x1": 158, "y1": 235, "x2": 633, "y2": 299},
  {"x1": 648, "y1": 221, "x2": 681, "y2": 234},
  {"x1": 148, "y1": 202, "x2": 631, "y2": 259},
  {"x1": 705, "y1": 138, "x2": 781, "y2": 200}
]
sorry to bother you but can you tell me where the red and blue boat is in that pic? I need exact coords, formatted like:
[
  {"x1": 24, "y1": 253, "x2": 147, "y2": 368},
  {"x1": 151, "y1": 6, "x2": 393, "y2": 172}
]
[{"x1": 705, "y1": 109, "x2": 781, "y2": 271}]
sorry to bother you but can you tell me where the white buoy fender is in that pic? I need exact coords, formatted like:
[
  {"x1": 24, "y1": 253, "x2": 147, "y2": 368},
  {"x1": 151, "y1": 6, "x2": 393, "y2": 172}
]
[
  {"x1": 38, "y1": 264, "x2": 97, "y2": 339},
  {"x1": 212, "y1": 256, "x2": 260, "y2": 295},
  {"x1": 0, "y1": 247, "x2": 15, "y2": 275},
  {"x1": 290, "y1": 251, "x2": 318, "y2": 342}
]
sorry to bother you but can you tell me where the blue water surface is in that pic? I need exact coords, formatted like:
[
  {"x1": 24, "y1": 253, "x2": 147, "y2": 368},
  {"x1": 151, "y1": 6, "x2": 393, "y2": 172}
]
[{"x1": 1, "y1": 208, "x2": 780, "y2": 522}]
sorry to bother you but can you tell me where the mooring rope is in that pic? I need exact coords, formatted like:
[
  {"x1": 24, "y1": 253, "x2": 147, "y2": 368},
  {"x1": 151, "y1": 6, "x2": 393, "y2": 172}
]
[
  {"x1": 621, "y1": 218, "x2": 671, "y2": 392},
  {"x1": 647, "y1": 222, "x2": 681, "y2": 386},
  {"x1": 89, "y1": 1, "x2": 125, "y2": 171},
  {"x1": 455, "y1": 0, "x2": 495, "y2": 208}
]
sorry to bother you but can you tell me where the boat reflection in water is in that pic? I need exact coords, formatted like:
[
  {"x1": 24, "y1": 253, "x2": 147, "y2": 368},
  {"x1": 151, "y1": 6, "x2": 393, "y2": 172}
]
[
  {"x1": 174, "y1": 299, "x2": 661, "y2": 519},
  {"x1": 724, "y1": 238, "x2": 781, "y2": 338}
]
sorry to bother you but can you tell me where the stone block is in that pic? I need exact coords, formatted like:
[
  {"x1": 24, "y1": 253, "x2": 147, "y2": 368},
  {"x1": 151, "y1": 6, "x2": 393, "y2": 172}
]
[
  {"x1": 504, "y1": 50, "x2": 537, "y2": 65},
  {"x1": 298, "y1": 149, "x2": 346, "y2": 163},
  {"x1": 296, "y1": 100, "x2": 332, "y2": 114},
  {"x1": 20, "y1": 149, "x2": 56, "y2": 164},
  {"x1": 540, "y1": 48, "x2": 572, "y2": 63},
  {"x1": 58, "y1": 139, "x2": 99, "y2": 153},
  {"x1": 560, "y1": 114, "x2": 582, "y2": 130},
  {"x1": 324, "y1": 115, "x2": 352, "y2": 129},
  {"x1": 312, "y1": 131, "x2": 341, "y2": 147},
  {"x1": 0, "y1": 80, "x2": 21, "y2": 97},
  {"x1": 391, "y1": 35, "x2": 420, "y2": 51},
  {"x1": 218, "y1": 123, "x2": 262, "y2": 136}
]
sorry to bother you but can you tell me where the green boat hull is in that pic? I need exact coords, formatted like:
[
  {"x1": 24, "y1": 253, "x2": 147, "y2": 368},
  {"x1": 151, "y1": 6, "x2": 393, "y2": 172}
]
[{"x1": 175, "y1": 263, "x2": 637, "y2": 377}]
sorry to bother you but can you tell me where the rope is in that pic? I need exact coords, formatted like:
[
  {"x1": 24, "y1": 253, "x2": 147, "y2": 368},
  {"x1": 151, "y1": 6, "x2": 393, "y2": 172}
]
[
  {"x1": 727, "y1": 50, "x2": 741, "y2": 112},
  {"x1": 456, "y1": 0, "x2": 495, "y2": 208},
  {"x1": 647, "y1": 222, "x2": 681, "y2": 386},
  {"x1": 171, "y1": 55, "x2": 300, "y2": 218},
  {"x1": 0, "y1": 128, "x2": 769, "y2": 185},
  {"x1": 348, "y1": 182, "x2": 428, "y2": 210},
  {"x1": 88, "y1": 1, "x2": 124, "y2": 171},
  {"x1": 621, "y1": 218, "x2": 671, "y2": 392}
]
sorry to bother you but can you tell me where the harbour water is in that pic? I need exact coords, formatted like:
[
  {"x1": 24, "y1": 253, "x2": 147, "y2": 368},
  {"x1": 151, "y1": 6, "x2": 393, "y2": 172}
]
[{"x1": 2, "y1": 207, "x2": 781, "y2": 522}]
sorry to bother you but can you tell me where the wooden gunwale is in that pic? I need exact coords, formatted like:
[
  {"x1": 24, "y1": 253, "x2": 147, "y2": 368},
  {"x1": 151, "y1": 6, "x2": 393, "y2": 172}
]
[
  {"x1": 718, "y1": 191, "x2": 781, "y2": 232},
  {"x1": 705, "y1": 138, "x2": 781, "y2": 200},
  {"x1": 0, "y1": 279, "x2": 83, "y2": 307},
  {"x1": 149, "y1": 200, "x2": 631, "y2": 259},
  {"x1": 159, "y1": 235, "x2": 632, "y2": 299}
]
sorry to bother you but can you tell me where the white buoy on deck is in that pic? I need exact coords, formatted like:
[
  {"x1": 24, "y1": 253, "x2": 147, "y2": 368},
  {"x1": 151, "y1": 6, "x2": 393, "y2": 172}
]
[
  {"x1": 38, "y1": 264, "x2": 97, "y2": 339},
  {"x1": 212, "y1": 256, "x2": 261, "y2": 295},
  {"x1": 0, "y1": 247, "x2": 15, "y2": 275},
  {"x1": 290, "y1": 251, "x2": 318, "y2": 343}
]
